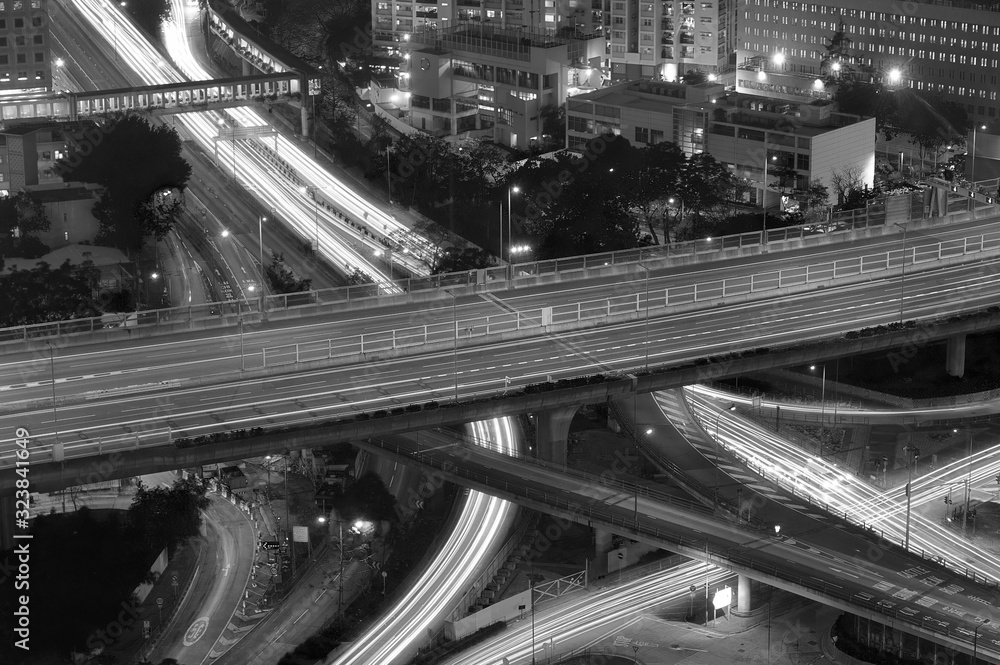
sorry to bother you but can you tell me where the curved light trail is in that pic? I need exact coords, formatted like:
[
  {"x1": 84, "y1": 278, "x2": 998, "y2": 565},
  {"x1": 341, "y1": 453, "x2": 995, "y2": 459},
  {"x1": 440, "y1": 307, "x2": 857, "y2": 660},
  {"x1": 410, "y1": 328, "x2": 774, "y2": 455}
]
[
  {"x1": 70, "y1": 0, "x2": 430, "y2": 286},
  {"x1": 683, "y1": 384, "x2": 1000, "y2": 583},
  {"x1": 327, "y1": 418, "x2": 518, "y2": 664},
  {"x1": 446, "y1": 560, "x2": 723, "y2": 665}
]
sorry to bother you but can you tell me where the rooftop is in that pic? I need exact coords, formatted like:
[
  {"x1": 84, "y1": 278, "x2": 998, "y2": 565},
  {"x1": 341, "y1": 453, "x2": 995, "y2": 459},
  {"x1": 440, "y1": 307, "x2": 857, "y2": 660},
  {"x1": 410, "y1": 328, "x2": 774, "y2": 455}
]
[{"x1": 409, "y1": 23, "x2": 602, "y2": 62}]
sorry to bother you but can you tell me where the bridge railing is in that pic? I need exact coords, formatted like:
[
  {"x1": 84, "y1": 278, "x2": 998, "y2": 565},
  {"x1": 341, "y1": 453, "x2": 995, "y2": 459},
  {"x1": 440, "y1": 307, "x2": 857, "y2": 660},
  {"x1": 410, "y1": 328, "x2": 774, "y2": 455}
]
[
  {"x1": 260, "y1": 229, "x2": 1000, "y2": 367},
  {"x1": 0, "y1": 194, "x2": 937, "y2": 344},
  {"x1": 0, "y1": 428, "x2": 172, "y2": 469},
  {"x1": 363, "y1": 432, "x2": 999, "y2": 656}
]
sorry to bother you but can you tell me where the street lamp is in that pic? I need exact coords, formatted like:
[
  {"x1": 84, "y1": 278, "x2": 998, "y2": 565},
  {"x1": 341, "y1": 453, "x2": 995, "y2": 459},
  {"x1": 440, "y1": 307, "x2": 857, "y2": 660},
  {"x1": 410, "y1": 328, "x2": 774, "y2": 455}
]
[
  {"x1": 258, "y1": 215, "x2": 267, "y2": 315},
  {"x1": 299, "y1": 186, "x2": 319, "y2": 251},
  {"x1": 970, "y1": 123, "x2": 988, "y2": 191},
  {"x1": 894, "y1": 222, "x2": 907, "y2": 325},
  {"x1": 960, "y1": 428, "x2": 976, "y2": 533},
  {"x1": 974, "y1": 619, "x2": 990, "y2": 664},
  {"x1": 46, "y1": 342, "x2": 59, "y2": 448},
  {"x1": 712, "y1": 403, "x2": 737, "y2": 508},
  {"x1": 667, "y1": 196, "x2": 683, "y2": 245},
  {"x1": 506, "y1": 186, "x2": 520, "y2": 269},
  {"x1": 772, "y1": 51, "x2": 785, "y2": 71},
  {"x1": 903, "y1": 444, "x2": 920, "y2": 551},
  {"x1": 887, "y1": 67, "x2": 902, "y2": 85},
  {"x1": 810, "y1": 364, "x2": 827, "y2": 453},
  {"x1": 638, "y1": 263, "x2": 650, "y2": 370},
  {"x1": 444, "y1": 289, "x2": 458, "y2": 401}
]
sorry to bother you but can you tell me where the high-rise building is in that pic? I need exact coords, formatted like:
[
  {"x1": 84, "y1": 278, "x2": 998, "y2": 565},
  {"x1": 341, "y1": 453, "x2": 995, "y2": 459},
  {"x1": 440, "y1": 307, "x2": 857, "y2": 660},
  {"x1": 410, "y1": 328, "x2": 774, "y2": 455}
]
[
  {"x1": 0, "y1": 0, "x2": 52, "y2": 93},
  {"x1": 605, "y1": 0, "x2": 731, "y2": 83},
  {"x1": 402, "y1": 24, "x2": 605, "y2": 147},
  {"x1": 737, "y1": 0, "x2": 1000, "y2": 123},
  {"x1": 374, "y1": 0, "x2": 602, "y2": 49}
]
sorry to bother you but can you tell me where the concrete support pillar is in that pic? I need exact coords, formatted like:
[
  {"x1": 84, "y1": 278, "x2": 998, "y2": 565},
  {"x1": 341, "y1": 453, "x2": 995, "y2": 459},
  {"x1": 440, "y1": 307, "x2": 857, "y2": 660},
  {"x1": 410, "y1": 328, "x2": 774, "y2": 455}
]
[
  {"x1": 242, "y1": 59, "x2": 254, "y2": 77},
  {"x1": 535, "y1": 405, "x2": 579, "y2": 466},
  {"x1": 738, "y1": 574, "x2": 752, "y2": 613},
  {"x1": 946, "y1": 333, "x2": 967, "y2": 378},
  {"x1": 594, "y1": 527, "x2": 613, "y2": 574},
  {"x1": 300, "y1": 104, "x2": 309, "y2": 139}
]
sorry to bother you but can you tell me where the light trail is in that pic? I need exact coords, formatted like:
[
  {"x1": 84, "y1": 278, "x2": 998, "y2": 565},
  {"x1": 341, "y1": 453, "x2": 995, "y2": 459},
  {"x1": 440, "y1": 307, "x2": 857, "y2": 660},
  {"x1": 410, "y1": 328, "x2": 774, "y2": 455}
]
[
  {"x1": 446, "y1": 560, "x2": 724, "y2": 665},
  {"x1": 69, "y1": 0, "x2": 428, "y2": 287},
  {"x1": 682, "y1": 385, "x2": 1000, "y2": 583},
  {"x1": 327, "y1": 418, "x2": 518, "y2": 664}
]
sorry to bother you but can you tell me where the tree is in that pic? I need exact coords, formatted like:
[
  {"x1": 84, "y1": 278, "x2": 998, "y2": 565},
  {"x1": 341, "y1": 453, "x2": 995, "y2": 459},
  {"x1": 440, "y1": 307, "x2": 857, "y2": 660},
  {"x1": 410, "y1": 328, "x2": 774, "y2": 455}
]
[
  {"x1": 266, "y1": 252, "x2": 313, "y2": 293},
  {"x1": 539, "y1": 104, "x2": 566, "y2": 147},
  {"x1": 333, "y1": 471, "x2": 397, "y2": 523},
  {"x1": 123, "y1": 0, "x2": 171, "y2": 40},
  {"x1": 831, "y1": 165, "x2": 865, "y2": 206},
  {"x1": 682, "y1": 70, "x2": 708, "y2": 84},
  {"x1": 434, "y1": 246, "x2": 495, "y2": 274},
  {"x1": 625, "y1": 142, "x2": 685, "y2": 243},
  {"x1": 0, "y1": 191, "x2": 51, "y2": 258},
  {"x1": 677, "y1": 152, "x2": 736, "y2": 237},
  {"x1": 56, "y1": 113, "x2": 191, "y2": 255},
  {"x1": 834, "y1": 79, "x2": 898, "y2": 139},
  {"x1": 0, "y1": 259, "x2": 101, "y2": 326},
  {"x1": 129, "y1": 477, "x2": 210, "y2": 551}
]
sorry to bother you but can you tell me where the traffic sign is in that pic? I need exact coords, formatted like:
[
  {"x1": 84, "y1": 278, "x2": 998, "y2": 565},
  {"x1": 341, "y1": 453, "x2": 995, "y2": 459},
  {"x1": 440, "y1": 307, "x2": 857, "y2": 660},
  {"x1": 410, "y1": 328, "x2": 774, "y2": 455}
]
[{"x1": 155, "y1": 597, "x2": 163, "y2": 608}]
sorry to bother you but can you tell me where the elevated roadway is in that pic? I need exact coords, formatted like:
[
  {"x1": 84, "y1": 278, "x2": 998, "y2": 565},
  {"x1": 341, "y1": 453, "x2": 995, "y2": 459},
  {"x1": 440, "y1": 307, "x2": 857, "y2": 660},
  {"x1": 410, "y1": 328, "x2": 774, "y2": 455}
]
[
  {"x1": 4, "y1": 219, "x2": 1000, "y2": 471},
  {"x1": 349, "y1": 430, "x2": 1000, "y2": 663}
]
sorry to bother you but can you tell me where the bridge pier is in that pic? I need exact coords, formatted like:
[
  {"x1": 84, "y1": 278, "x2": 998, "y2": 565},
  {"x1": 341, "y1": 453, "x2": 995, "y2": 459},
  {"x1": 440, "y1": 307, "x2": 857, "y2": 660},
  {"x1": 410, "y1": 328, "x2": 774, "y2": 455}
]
[
  {"x1": 946, "y1": 333, "x2": 966, "y2": 378},
  {"x1": 535, "y1": 406, "x2": 579, "y2": 465},
  {"x1": 301, "y1": 104, "x2": 309, "y2": 139},
  {"x1": 242, "y1": 59, "x2": 254, "y2": 77},
  {"x1": 738, "y1": 574, "x2": 751, "y2": 612}
]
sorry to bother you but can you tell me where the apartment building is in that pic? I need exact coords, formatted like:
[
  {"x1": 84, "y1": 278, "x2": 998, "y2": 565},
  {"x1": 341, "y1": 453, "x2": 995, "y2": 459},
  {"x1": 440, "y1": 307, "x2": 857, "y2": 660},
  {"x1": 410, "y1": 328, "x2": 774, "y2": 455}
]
[
  {"x1": 402, "y1": 23, "x2": 605, "y2": 148},
  {"x1": 373, "y1": 0, "x2": 602, "y2": 48},
  {"x1": 738, "y1": 0, "x2": 1000, "y2": 124},
  {"x1": 0, "y1": 0, "x2": 51, "y2": 93},
  {"x1": 566, "y1": 79, "x2": 875, "y2": 206},
  {"x1": 605, "y1": 0, "x2": 731, "y2": 83}
]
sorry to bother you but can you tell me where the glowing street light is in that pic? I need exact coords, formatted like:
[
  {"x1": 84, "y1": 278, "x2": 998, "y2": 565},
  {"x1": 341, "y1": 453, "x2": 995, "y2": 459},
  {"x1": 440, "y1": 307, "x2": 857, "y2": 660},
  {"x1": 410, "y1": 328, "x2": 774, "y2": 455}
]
[{"x1": 887, "y1": 68, "x2": 902, "y2": 85}]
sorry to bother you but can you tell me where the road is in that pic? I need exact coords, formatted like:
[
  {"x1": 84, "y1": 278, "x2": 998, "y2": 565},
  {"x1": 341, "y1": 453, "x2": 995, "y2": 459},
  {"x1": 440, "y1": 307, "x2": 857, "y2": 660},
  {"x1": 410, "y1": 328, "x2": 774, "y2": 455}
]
[
  {"x1": 357, "y1": 428, "x2": 1000, "y2": 660},
  {"x1": 4, "y1": 247, "x2": 1000, "y2": 469}
]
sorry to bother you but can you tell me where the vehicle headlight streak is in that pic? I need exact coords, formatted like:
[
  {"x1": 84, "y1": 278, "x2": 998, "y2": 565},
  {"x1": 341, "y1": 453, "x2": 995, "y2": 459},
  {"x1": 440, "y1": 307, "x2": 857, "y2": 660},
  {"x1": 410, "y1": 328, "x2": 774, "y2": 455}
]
[
  {"x1": 447, "y1": 561, "x2": 724, "y2": 665},
  {"x1": 328, "y1": 417, "x2": 517, "y2": 665},
  {"x1": 71, "y1": 0, "x2": 425, "y2": 288},
  {"x1": 683, "y1": 385, "x2": 1000, "y2": 584}
]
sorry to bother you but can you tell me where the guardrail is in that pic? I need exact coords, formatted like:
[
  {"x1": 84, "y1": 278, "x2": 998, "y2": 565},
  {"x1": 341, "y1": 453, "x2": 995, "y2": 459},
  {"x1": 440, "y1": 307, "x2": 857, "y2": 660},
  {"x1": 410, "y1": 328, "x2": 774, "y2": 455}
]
[
  {"x1": 360, "y1": 432, "x2": 1000, "y2": 657},
  {"x1": 260, "y1": 229, "x2": 1000, "y2": 367},
  {"x1": 0, "y1": 196, "x2": 933, "y2": 345},
  {"x1": 0, "y1": 427, "x2": 173, "y2": 469}
]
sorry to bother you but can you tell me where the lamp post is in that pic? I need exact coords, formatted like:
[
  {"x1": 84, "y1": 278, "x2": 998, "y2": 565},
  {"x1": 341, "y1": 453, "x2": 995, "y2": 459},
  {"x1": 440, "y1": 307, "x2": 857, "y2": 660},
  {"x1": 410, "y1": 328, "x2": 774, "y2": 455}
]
[
  {"x1": 444, "y1": 289, "x2": 458, "y2": 401},
  {"x1": 810, "y1": 364, "x2": 827, "y2": 453},
  {"x1": 507, "y1": 186, "x2": 520, "y2": 269},
  {"x1": 258, "y1": 215, "x2": 267, "y2": 315},
  {"x1": 974, "y1": 619, "x2": 991, "y2": 664},
  {"x1": 963, "y1": 428, "x2": 975, "y2": 533},
  {"x1": 712, "y1": 403, "x2": 737, "y2": 508},
  {"x1": 284, "y1": 457, "x2": 293, "y2": 576},
  {"x1": 971, "y1": 124, "x2": 987, "y2": 185},
  {"x1": 903, "y1": 444, "x2": 920, "y2": 551},
  {"x1": 46, "y1": 342, "x2": 59, "y2": 447},
  {"x1": 638, "y1": 263, "x2": 650, "y2": 370},
  {"x1": 299, "y1": 186, "x2": 319, "y2": 251},
  {"x1": 894, "y1": 222, "x2": 907, "y2": 325},
  {"x1": 762, "y1": 154, "x2": 777, "y2": 242},
  {"x1": 667, "y1": 196, "x2": 683, "y2": 245}
]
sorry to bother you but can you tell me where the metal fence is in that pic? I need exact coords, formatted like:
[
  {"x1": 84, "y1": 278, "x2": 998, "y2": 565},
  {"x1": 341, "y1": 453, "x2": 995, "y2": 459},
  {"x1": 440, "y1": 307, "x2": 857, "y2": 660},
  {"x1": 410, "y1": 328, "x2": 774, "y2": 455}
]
[{"x1": 1, "y1": 193, "x2": 963, "y2": 345}]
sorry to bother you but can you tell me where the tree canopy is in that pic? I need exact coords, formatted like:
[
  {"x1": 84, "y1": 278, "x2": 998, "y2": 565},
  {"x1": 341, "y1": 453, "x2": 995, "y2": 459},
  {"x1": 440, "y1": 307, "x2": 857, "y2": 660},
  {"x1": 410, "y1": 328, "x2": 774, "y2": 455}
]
[
  {"x1": 0, "y1": 191, "x2": 51, "y2": 259},
  {"x1": 332, "y1": 471, "x2": 397, "y2": 523},
  {"x1": 56, "y1": 114, "x2": 191, "y2": 255},
  {"x1": 0, "y1": 259, "x2": 101, "y2": 326},
  {"x1": 129, "y1": 477, "x2": 210, "y2": 552},
  {"x1": 123, "y1": 0, "x2": 171, "y2": 39}
]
